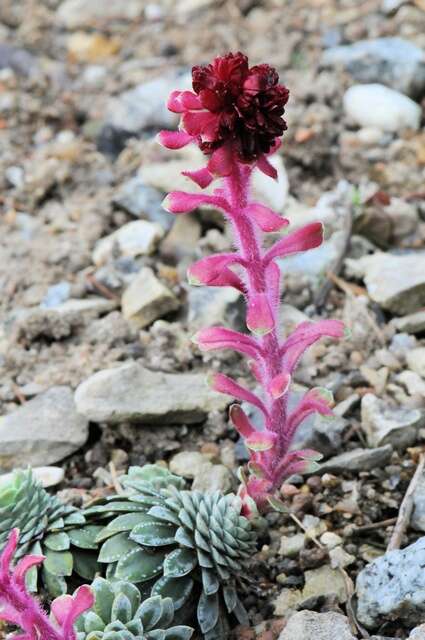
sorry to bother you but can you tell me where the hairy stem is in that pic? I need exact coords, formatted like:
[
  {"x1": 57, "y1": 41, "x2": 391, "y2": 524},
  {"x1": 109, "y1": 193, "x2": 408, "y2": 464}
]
[{"x1": 224, "y1": 161, "x2": 288, "y2": 486}]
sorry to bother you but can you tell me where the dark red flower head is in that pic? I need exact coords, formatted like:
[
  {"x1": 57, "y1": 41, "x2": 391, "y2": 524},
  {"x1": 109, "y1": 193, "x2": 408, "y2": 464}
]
[
  {"x1": 191, "y1": 52, "x2": 289, "y2": 162},
  {"x1": 159, "y1": 52, "x2": 289, "y2": 179}
]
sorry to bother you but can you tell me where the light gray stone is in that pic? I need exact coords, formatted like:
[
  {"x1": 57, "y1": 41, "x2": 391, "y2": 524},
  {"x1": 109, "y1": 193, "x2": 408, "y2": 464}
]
[
  {"x1": 345, "y1": 252, "x2": 425, "y2": 315},
  {"x1": 410, "y1": 625, "x2": 425, "y2": 640},
  {"x1": 343, "y1": 84, "x2": 421, "y2": 132},
  {"x1": 356, "y1": 537, "x2": 425, "y2": 628},
  {"x1": 391, "y1": 311, "x2": 425, "y2": 335},
  {"x1": 92, "y1": 220, "x2": 164, "y2": 266},
  {"x1": 318, "y1": 445, "x2": 393, "y2": 474},
  {"x1": 191, "y1": 462, "x2": 234, "y2": 493},
  {"x1": 113, "y1": 177, "x2": 172, "y2": 230},
  {"x1": 169, "y1": 451, "x2": 207, "y2": 478},
  {"x1": 57, "y1": 0, "x2": 144, "y2": 29},
  {"x1": 0, "y1": 466, "x2": 64, "y2": 488},
  {"x1": 0, "y1": 387, "x2": 88, "y2": 471},
  {"x1": 75, "y1": 362, "x2": 229, "y2": 424},
  {"x1": 187, "y1": 286, "x2": 243, "y2": 331},
  {"x1": 302, "y1": 565, "x2": 348, "y2": 604},
  {"x1": 121, "y1": 267, "x2": 179, "y2": 329},
  {"x1": 106, "y1": 71, "x2": 191, "y2": 133},
  {"x1": 279, "y1": 611, "x2": 356, "y2": 640},
  {"x1": 278, "y1": 533, "x2": 305, "y2": 557},
  {"x1": 361, "y1": 393, "x2": 423, "y2": 449},
  {"x1": 407, "y1": 348, "x2": 425, "y2": 379},
  {"x1": 322, "y1": 37, "x2": 425, "y2": 98}
]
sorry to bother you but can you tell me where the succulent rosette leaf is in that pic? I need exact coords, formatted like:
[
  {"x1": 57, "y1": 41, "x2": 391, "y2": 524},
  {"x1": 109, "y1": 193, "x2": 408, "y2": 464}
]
[
  {"x1": 75, "y1": 577, "x2": 193, "y2": 640},
  {"x1": 0, "y1": 469, "x2": 101, "y2": 596},
  {"x1": 84, "y1": 466, "x2": 258, "y2": 638}
]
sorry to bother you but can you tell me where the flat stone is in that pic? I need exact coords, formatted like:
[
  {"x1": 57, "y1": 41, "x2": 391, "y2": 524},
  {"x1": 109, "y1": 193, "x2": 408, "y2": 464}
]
[
  {"x1": 75, "y1": 362, "x2": 229, "y2": 424},
  {"x1": 361, "y1": 393, "x2": 423, "y2": 449},
  {"x1": 410, "y1": 625, "x2": 425, "y2": 640},
  {"x1": 345, "y1": 251, "x2": 425, "y2": 315},
  {"x1": 279, "y1": 611, "x2": 356, "y2": 640},
  {"x1": 318, "y1": 445, "x2": 393, "y2": 474},
  {"x1": 292, "y1": 412, "x2": 348, "y2": 458},
  {"x1": 398, "y1": 370, "x2": 425, "y2": 396},
  {"x1": 320, "y1": 531, "x2": 342, "y2": 549},
  {"x1": 113, "y1": 177, "x2": 172, "y2": 230},
  {"x1": 106, "y1": 71, "x2": 191, "y2": 133},
  {"x1": 0, "y1": 44, "x2": 38, "y2": 77},
  {"x1": 407, "y1": 348, "x2": 425, "y2": 379},
  {"x1": 273, "y1": 589, "x2": 303, "y2": 617},
  {"x1": 329, "y1": 546, "x2": 356, "y2": 569},
  {"x1": 301, "y1": 565, "x2": 348, "y2": 604},
  {"x1": 92, "y1": 220, "x2": 164, "y2": 266},
  {"x1": 0, "y1": 387, "x2": 88, "y2": 471},
  {"x1": 161, "y1": 214, "x2": 202, "y2": 261},
  {"x1": 0, "y1": 466, "x2": 64, "y2": 489},
  {"x1": 322, "y1": 38, "x2": 425, "y2": 98},
  {"x1": 12, "y1": 297, "x2": 117, "y2": 341},
  {"x1": 121, "y1": 267, "x2": 179, "y2": 329},
  {"x1": 57, "y1": 0, "x2": 144, "y2": 28},
  {"x1": 343, "y1": 84, "x2": 421, "y2": 132},
  {"x1": 356, "y1": 537, "x2": 425, "y2": 628},
  {"x1": 391, "y1": 311, "x2": 425, "y2": 334}
]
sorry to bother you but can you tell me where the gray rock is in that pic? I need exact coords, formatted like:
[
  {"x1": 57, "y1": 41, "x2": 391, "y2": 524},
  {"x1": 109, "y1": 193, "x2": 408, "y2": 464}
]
[
  {"x1": 343, "y1": 84, "x2": 421, "y2": 132},
  {"x1": 121, "y1": 267, "x2": 179, "y2": 329},
  {"x1": 345, "y1": 252, "x2": 425, "y2": 315},
  {"x1": 407, "y1": 348, "x2": 425, "y2": 379},
  {"x1": 278, "y1": 533, "x2": 306, "y2": 558},
  {"x1": 318, "y1": 445, "x2": 393, "y2": 474},
  {"x1": 412, "y1": 469, "x2": 425, "y2": 533},
  {"x1": 0, "y1": 387, "x2": 88, "y2": 471},
  {"x1": 12, "y1": 297, "x2": 117, "y2": 341},
  {"x1": 279, "y1": 611, "x2": 356, "y2": 640},
  {"x1": 356, "y1": 537, "x2": 425, "y2": 628},
  {"x1": 113, "y1": 177, "x2": 172, "y2": 230},
  {"x1": 106, "y1": 71, "x2": 191, "y2": 133},
  {"x1": 410, "y1": 626, "x2": 425, "y2": 640},
  {"x1": 169, "y1": 451, "x2": 207, "y2": 478},
  {"x1": 322, "y1": 38, "x2": 425, "y2": 98},
  {"x1": 57, "y1": 0, "x2": 144, "y2": 28},
  {"x1": 292, "y1": 412, "x2": 348, "y2": 458},
  {"x1": 92, "y1": 221, "x2": 164, "y2": 266},
  {"x1": 302, "y1": 565, "x2": 349, "y2": 604},
  {"x1": 391, "y1": 311, "x2": 425, "y2": 335},
  {"x1": 0, "y1": 466, "x2": 64, "y2": 488},
  {"x1": 0, "y1": 44, "x2": 38, "y2": 76},
  {"x1": 191, "y1": 462, "x2": 234, "y2": 493},
  {"x1": 41, "y1": 282, "x2": 71, "y2": 308},
  {"x1": 361, "y1": 393, "x2": 423, "y2": 449},
  {"x1": 187, "y1": 286, "x2": 244, "y2": 331},
  {"x1": 381, "y1": 0, "x2": 407, "y2": 12},
  {"x1": 75, "y1": 362, "x2": 229, "y2": 424}
]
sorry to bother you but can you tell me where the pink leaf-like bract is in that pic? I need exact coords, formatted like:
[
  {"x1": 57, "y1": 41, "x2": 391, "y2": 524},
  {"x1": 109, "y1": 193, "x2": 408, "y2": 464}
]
[
  {"x1": 0, "y1": 529, "x2": 93, "y2": 640},
  {"x1": 159, "y1": 51, "x2": 345, "y2": 516}
]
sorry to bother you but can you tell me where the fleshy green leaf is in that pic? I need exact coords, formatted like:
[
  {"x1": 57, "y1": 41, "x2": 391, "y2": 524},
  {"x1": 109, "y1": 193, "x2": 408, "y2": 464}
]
[
  {"x1": 130, "y1": 520, "x2": 176, "y2": 547},
  {"x1": 115, "y1": 548, "x2": 166, "y2": 583},
  {"x1": 43, "y1": 532, "x2": 70, "y2": 551},
  {"x1": 197, "y1": 591, "x2": 219, "y2": 634},
  {"x1": 98, "y1": 532, "x2": 139, "y2": 564},
  {"x1": 68, "y1": 526, "x2": 102, "y2": 550},
  {"x1": 73, "y1": 549, "x2": 100, "y2": 580},
  {"x1": 96, "y1": 513, "x2": 152, "y2": 543},
  {"x1": 43, "y1": 549, "x2": 73, "y2": 577},
  {"x1": 41, "y1": 566, "x2": 67, "y2": 597},
  {"x1": 163, "y1": 548, "x2": 197, "y2": 578},
  {"x1": 151, "y1": 575, "x2": 194, "y2": 610}
]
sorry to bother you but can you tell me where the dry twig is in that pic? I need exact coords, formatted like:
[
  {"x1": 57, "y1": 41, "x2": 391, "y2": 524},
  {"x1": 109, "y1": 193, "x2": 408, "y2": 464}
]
[{"x1": 387, "y1": 453, "x2": 425, "y2": 551}]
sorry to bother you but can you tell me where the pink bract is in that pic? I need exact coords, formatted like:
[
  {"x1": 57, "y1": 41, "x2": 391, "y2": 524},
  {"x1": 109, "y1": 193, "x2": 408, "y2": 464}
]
[
  {"x1": 0, "y1": 528, "x2": 93, "y2": 640},
  {"x1": 160, "y1": 52, "x2": 344, "y2": 516}
]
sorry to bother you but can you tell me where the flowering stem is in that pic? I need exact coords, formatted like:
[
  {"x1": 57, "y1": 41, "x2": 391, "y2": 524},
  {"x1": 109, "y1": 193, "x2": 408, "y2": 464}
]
[{"x1": 224, "y1": 162, "x2": 287, "y2": 489}]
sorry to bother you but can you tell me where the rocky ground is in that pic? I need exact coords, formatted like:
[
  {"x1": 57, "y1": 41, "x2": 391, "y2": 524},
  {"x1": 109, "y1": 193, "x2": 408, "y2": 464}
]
[{"x1": 1, "y1": 0, "x2": 425, "y2": 638}]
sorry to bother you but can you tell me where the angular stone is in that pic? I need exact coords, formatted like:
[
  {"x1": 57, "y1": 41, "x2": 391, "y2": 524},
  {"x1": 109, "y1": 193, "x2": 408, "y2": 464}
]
[
  {"x1": 75, "y1": 362, "x2": 229, "y2": 424},
  {"x1": 92, "y1": 220, "x2": 164, "y2": 266},
  {"x1": 278, "y1": 533, "x2": 305, "y2": 558},
  {"x1": 169, "y1": 451, "x2": 207, "y2": 478},
  {"x1": 187, "y1": 286, "x2": 244, "y2": 331},
  {"x1": 0, "y1": 387, "x2": 88, "y2": 471},
  {"x1": 57, "y1": 0, "x2": 144, "y2": 29},
  {"x1": 410, "y1": 625, "x2": 425, "y2": 640},
  {"x1": 391, "y1": 311, "x2": 425, "y2": 335},
  {"x1": 361, "y1": 393, "x2": 423, "y2": 449},
  {"x1": 279, "y1": 611, "x2": 356, "y2": 640},
  {"x1": 323, "y1": 37, "x2": 425, "y2": 98},
  {"x1": 301, "y1": 565, "x2": 348, "y2": 604},
  {"x1": 121, "y1": 267, "x2": 179, "y2": 329},
  {"x1": 318, "y1": 445, "x2": 393, "y2": 474},
  {"x1": 343, "y1": 84, "x2": 421, "y2": 132},
  {"x1": 191, "y1": 462, "x2": 234, "y2": 493},
  {"x1": 346, "y1": 251, "x2": 425, "y2": 315},
  {"x1": 357, "y1": 537, "x2": 425, "y2": 628},
  {"x1": 113, "y1": 177, "x2": 172, "y2": 230}
]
